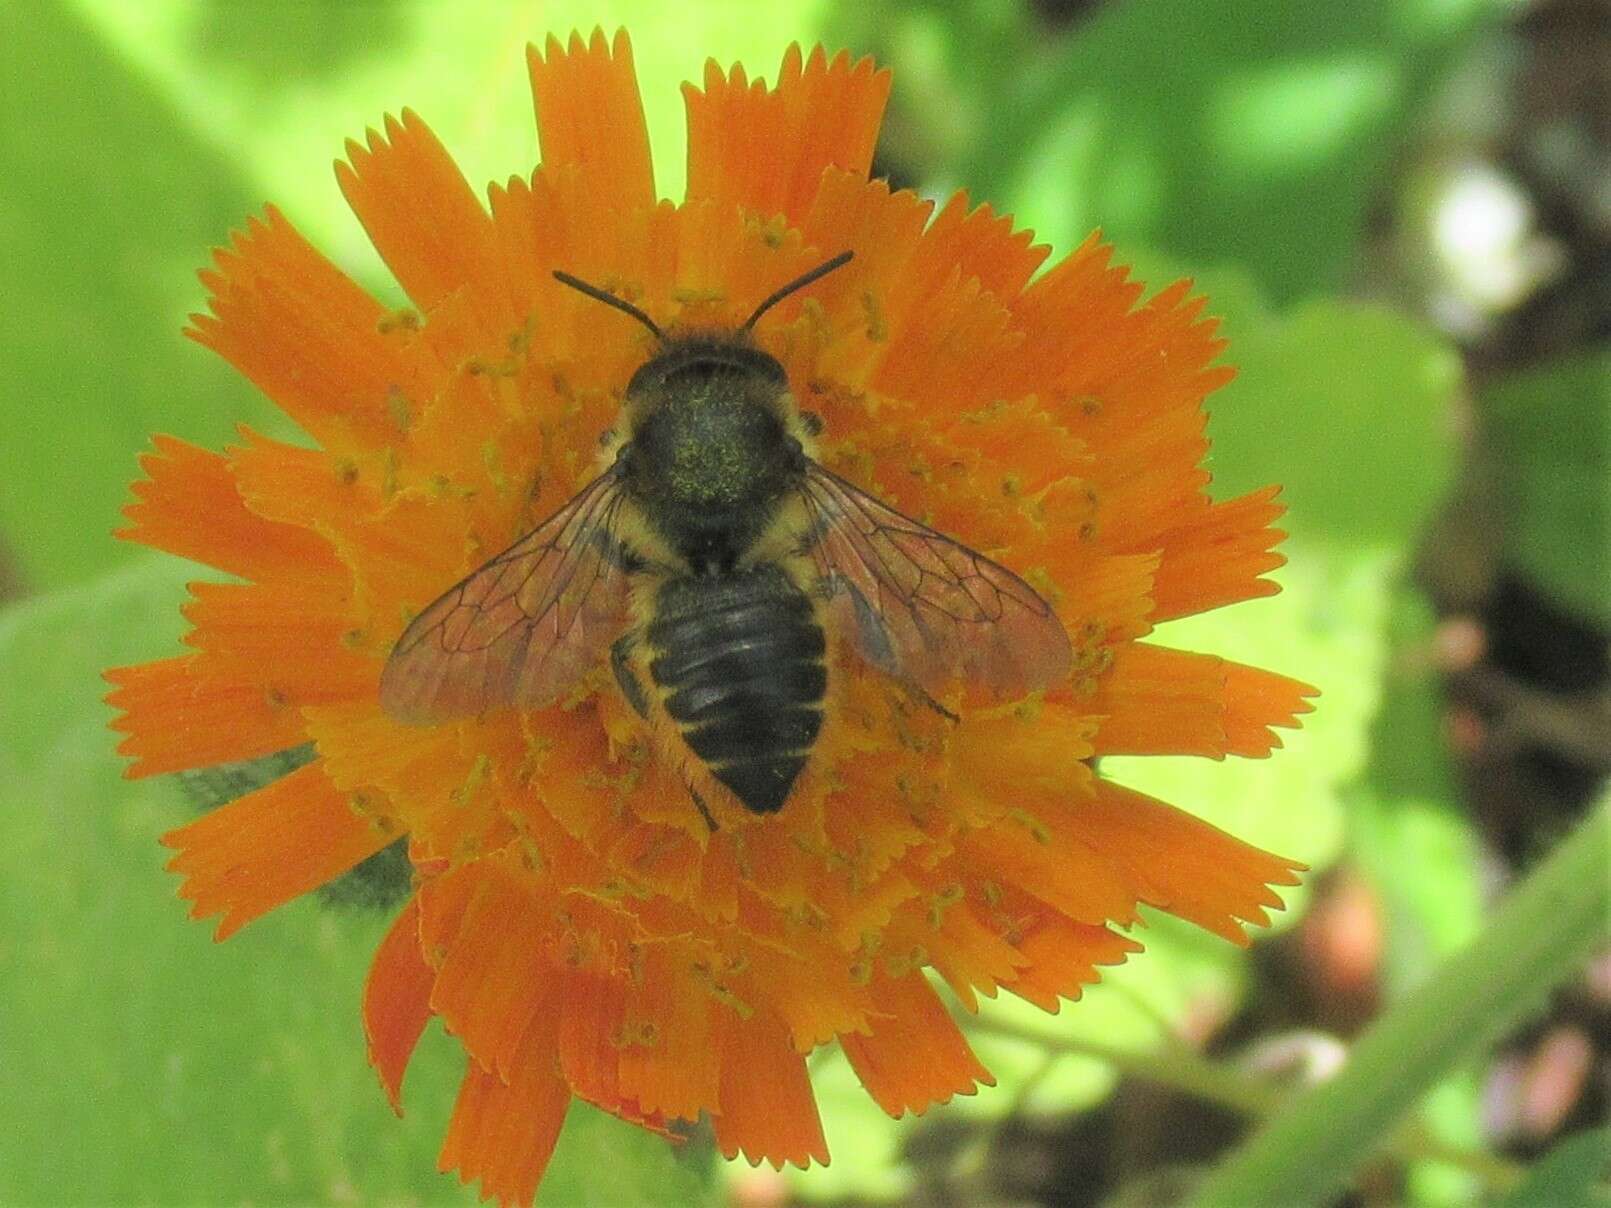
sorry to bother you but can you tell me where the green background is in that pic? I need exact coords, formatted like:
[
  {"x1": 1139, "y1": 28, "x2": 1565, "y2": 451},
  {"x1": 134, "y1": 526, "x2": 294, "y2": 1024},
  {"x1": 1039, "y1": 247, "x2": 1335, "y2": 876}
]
[{"x1": 2, "y1": 1, "x2": 1605, "y2": 1205}]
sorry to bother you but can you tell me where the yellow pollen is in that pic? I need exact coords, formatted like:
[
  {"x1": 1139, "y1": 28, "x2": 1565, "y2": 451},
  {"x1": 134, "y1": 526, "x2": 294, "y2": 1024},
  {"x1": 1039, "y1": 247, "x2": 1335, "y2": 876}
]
[
  {"x1": 376, "y1": 307, "x2": 420, "y2": 334},
  {"x1": 451, "y1": 753, "x2": 493, "y2": 807},
  {"x1": 507, "y1": 317, "x2": 535, "y2": 357},
  {"x1": 1013, "y1": 694, "x2": 1044, "y2": 723},
  {"x1": 380, "y1": 448, "x2": 399, "y2": 500},
  {"x1": 860, "y1": 291, "x2": 887, "y2": 342},
  {"x1": 671, "y1": 286, "x2": 724, "y2": 307},
  {"x1": 1008, "y1": 809, "x2": 1052, "y2": 844},
  {"x1": 464, "y1": 353, "x2": 519, "y2": 378},
  {"x1": 691, "y1": 962, "x2": 753, "y2": 1019},
  {"x1": 481, "y1": 442, "x2": 510, "y2": 495},
  {"x1": 386, "y1": 387, "x2": 413, "y2": 431}
]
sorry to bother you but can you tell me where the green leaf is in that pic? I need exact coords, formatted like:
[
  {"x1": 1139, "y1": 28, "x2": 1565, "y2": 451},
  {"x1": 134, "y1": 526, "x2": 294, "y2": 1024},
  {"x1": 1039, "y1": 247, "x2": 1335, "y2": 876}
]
[
  {"x1": 1109, "y1": 258, "x2": 1463, "y2": 553},
  {"x1": 1483, "y1": 347, "x2": 1611, "y2": 624},
  {"x1": 83, "y1": 0, "x2": 830, "y2": 283},
  {"x1": 0, "y1": 556, "x2": 713, "y2": 1206},
  {"x1": 969, "y1": 0, "x2": 1509, "y2": 301},
  {"x1": 0, "y1": 2, "x2": 274, "y2": 594},
  {"x1": 1495, "y1": 1127, "x2": 1611, "y2": 1208},
  {"x1": 1351, "y1": 590, "x2": 1483, "y2": 993},
  {"x1": 1190, "y1": 797, "x2": 1611, "y2": 1208}
]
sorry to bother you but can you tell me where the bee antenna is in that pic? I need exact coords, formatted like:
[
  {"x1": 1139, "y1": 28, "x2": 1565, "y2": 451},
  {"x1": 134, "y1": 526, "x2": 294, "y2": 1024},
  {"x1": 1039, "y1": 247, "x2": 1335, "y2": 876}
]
[
  {"x1": 742, "y1": 250, "x2": 854, "y2": 332},
  {"x1": 552, "y1": 271, "x2": 664, "y2": 340}
]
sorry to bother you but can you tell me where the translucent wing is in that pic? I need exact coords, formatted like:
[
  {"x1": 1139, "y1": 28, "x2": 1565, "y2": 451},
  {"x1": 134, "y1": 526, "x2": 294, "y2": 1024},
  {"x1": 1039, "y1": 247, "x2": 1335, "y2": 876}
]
[
  {"x1": 800, "y1": 462, "x2": 1072, "y2": 698},
  {"x1": 380, "y1": 468, "x2": 633, "y2": 723}
]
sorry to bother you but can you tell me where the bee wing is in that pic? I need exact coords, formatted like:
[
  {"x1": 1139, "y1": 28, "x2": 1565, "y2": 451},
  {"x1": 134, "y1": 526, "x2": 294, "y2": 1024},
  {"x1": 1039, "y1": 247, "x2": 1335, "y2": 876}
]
[
  {"x1": 380, "y1": 468, "x2": 633, "y2": 723},
  {"x1": 800, "y1": 462, "x2": 1072, "y2": 698}
]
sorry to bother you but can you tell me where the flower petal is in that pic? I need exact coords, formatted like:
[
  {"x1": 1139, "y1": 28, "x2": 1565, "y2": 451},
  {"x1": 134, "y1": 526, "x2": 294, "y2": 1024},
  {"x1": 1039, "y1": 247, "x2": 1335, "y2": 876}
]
[
  {"x1": 181, "y1": 579, "x2": 374, "y2": 706},
  {"x1": 616, "y1": 945, "x2": 724, "y2": 1122},
  {"x1": 1148, "y1": 485, "x2": 1288, "y2": 620},
  {"x1": 684, "y1": 45, "x2": 889, "y2": 226},
  {"x1": 529, "y1": 29, "x2": 655, "y2": 215},
  {"x1": 336, "y1": 111, "x2": 509, "y2": 329},
  {"x1": 1078, "y1": 779, "x2": 1304, "y2": 944},
  {"x1": 427, "y1": 860, "x2": 556, "y2": 1081},
  {"x1": 161, "y1": 761, "x2": 398, "y2": 939},
  {"x1": 1223, "y1": 659, "x2": 1318, "y2": 756},
  {"x1": 1088, "y1": 642, "x2": 1225, "y2": 758},
  {"x1": 105, "y1": 656, "x2": 309, "y2": 778},
  {"x1": 839, "y1": 973, "x2": 994, "y2": 1116},
  {"x1": 187, "y1": 207, "x2": 417, "y2": 453},
  {"x1": 1000, "y1": 903, "x2": 1143, "y2": 1012},
  {"x1": 364, "y1": 896, "x2": 435, "y2": 1114},
  {"x1": 438, "y1": 1013, "x2": 571, "y2": 1208},
  {"x1": 714, "y1": 1009, "x2": 829, "y2": 1169},
  {"x1": 117, "y1": 436, "x2": 337, "y2": 582}
]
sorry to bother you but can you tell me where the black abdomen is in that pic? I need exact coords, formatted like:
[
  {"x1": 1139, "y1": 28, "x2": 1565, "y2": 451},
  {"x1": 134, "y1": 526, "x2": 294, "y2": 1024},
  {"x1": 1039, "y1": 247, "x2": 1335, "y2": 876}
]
[{"x1": 648, "y1": 565, "x2": 825, "y2": 813}]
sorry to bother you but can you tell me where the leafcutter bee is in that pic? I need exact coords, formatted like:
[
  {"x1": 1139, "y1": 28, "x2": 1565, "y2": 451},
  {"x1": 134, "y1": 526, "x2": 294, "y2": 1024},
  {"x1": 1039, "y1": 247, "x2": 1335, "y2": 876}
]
[{"x1": 380, "y1": 251, "x2": 1073, "y2": 820}]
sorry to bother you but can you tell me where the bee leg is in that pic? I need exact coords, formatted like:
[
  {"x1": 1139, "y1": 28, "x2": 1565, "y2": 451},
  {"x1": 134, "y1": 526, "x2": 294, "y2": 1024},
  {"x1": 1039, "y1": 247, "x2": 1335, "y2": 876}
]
[
  {"x1": 610, "y1": 633, "x2": 651, "y2": 720},
  {"x1": 688, "y1": 785, "x2": 719, "y2": 832}
]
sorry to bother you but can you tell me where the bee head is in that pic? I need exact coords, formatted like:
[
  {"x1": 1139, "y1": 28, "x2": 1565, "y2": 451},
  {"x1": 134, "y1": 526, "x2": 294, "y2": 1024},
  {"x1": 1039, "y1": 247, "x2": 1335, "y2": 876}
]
[
  {"x1": 618, "y1": 337, "x2": 801, "y2": 514},
  {"x1": 624, "y1": 335, "x2": 786, "y2": 399},
  {"x1": 554, "y1": 254, "x2": 850, "y2": 565}
]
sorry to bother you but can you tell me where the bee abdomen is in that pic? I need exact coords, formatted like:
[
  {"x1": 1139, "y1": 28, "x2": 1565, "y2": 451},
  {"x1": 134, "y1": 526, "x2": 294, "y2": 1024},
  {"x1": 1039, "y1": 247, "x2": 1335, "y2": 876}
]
[{"x1": 648, "y1": 567, "x2": 826, "y2": 814}]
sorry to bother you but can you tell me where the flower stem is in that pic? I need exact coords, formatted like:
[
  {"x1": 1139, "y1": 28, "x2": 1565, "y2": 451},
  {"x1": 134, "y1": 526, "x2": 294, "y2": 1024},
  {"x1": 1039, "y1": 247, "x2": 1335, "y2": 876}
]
[{"x1": 1191, "y1": 800, "x2": 1610, "y2": 1208}]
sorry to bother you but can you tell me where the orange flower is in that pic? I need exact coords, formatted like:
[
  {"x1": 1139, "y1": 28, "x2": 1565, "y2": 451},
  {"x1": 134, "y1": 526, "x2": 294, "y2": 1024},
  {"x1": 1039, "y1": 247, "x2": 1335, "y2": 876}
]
[{"x1": 107, "y1": 30, "x2": 1313, "y2": 1206}]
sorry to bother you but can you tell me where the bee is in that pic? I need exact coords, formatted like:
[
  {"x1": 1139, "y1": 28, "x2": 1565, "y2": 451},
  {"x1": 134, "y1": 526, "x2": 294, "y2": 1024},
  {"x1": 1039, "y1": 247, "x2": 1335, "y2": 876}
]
[{"x1": 380, "y1": 251, "x2": 1072, "y2": 821}]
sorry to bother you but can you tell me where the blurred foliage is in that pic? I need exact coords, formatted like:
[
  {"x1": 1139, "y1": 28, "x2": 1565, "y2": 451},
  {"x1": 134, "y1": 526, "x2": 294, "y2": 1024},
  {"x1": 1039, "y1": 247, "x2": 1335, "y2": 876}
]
[
  {"x1": 0, "y1": 1, "x2": 272, "y2": 594},
  {"x1": 1484, "y1": 347, "x2": 1611, "y2": 626},
  {"x1": 833, "y1": 0, "x2": 1509, "y2": 302},
  {"x1": 1, "y1": 0, "x2": 1604, "y2": 1205},
  {"x1": 1496, "y1": 1126, "x2": 1611, "y2": 1208}
]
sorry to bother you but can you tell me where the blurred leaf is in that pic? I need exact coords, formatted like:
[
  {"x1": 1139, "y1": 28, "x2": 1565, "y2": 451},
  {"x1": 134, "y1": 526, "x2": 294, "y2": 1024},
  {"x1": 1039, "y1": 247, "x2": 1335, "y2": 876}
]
[
  {"x1": 1141, "y1": 260, "x2": 1464, "y2": 552},
  {"x1": 1495, "y1": 1126, "x2": 1611, "y2": 1208},
  {"x1": 1483, "y1": 346, "x2": 1611, "y2": 625},
  {"x1": 1193, "y1": 796, "x2": 1611, "y2": 1208},
  {"x1": 0, "y1": 1, "x2": 274, "y2": 595},
  {"x1": 0, "y1": 557, "x2": 713, "y2": 1206},
  {"x1": 84, "y1": 0, "x2": 829, "y2": 284},
  {"x1": 1352, "y1": 590, "x2": 1482, "y2": 993},
  {"x1": 970, "y1": 0, "x2": 1509, "y2": 302}
]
